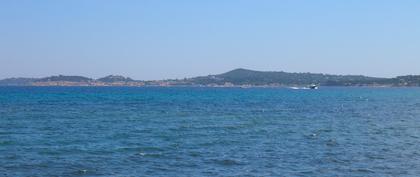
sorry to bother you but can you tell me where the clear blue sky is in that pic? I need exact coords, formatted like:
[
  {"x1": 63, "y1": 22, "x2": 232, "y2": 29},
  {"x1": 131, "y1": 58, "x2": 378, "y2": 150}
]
[{"x1": 1, "y1": 0, "x2": 419, "y2": 80}]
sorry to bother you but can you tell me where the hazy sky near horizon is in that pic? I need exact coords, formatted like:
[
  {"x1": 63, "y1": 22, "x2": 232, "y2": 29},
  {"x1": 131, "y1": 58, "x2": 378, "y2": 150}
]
[{"x1": 1, "y1": 0, "x2": 420, "y2": 80}]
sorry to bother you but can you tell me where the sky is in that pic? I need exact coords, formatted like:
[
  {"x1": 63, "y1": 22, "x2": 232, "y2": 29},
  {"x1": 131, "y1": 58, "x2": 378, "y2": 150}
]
[{"x1": 1, "y1": 0, "x2": 420, "y2": 80}]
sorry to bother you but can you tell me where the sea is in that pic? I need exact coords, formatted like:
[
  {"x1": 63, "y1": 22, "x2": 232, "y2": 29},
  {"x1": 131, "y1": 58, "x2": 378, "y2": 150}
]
[{"x1": 1, "y1": 87, "x2": 420, "y2": 177}]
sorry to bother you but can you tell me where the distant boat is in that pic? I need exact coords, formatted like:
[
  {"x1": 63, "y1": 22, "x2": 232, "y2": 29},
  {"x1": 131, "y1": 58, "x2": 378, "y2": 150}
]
[
  {"x1": 309, "y1": 84, "x2": 319, "y2": 89},
  {"x1": 289, "y1": 84, "x2": 318, "y2": 90}
]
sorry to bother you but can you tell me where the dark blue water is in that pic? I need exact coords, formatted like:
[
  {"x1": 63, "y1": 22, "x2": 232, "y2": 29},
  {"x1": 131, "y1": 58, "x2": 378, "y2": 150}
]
[{"x1": 1, "y1": 87, "x2": 420, "y2": 176}]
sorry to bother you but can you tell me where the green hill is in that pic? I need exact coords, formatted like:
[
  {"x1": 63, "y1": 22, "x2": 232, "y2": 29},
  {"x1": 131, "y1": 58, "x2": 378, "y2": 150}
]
[
  {"x1": 37, "y1": 75, "x2": 93, "y2": 82},
  {"x1": 190, "y1": 68, "x2": 385, "y2": 86},
  {"x1": 0, "y1": 78, "x2": 37, "y2": 86},
  {"x1": 97, "y1": 75, "x2": 134, "y2": 83}
]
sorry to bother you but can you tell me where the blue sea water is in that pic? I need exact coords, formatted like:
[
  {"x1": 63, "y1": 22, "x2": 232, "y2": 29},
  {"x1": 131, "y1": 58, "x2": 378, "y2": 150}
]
[{"x1": 1, "y1": 87, "x2": 420, "y2": 177}]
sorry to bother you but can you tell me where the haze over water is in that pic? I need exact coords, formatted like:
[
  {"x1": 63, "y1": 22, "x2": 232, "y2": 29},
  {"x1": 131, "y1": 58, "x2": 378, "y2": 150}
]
[{"x1": 1, "y1": 87, "x2": 420, "y2": 176}]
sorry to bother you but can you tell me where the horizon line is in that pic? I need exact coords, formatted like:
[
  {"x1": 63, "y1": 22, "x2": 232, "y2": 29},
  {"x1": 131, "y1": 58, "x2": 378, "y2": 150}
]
[{"x1": 0, "y1": 68, "x2": 415, "y2": 81}]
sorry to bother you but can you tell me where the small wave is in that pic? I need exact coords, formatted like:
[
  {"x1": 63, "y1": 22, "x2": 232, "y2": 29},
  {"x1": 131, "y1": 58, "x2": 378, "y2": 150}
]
[
  {"x1": 352, "y1": 168, "x2": 375, "y2": 173},
  {"x1": 0, "y1": 140, "x2": 14, "y2": 146},
  {"x1": 289, "y1": 87, "x2": 310, "y2": 90},
  {"x1": 78, "y1": 169, "x2": 88, "y2": 174},
  {"x1": 137, "y1": 152, "x2": 146, "y2": 156},
  {"x1": 213, "y1": 159, "x2": 243, "y2": 166},
  {"x1": 326, "y1": 139, "x2": 338, "y2": 146}
]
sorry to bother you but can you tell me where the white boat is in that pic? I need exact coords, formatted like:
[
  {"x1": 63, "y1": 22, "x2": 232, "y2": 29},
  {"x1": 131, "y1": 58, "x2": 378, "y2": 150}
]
[{"x1": 309, "y1": 84, "x2": 319, "y2": 89}]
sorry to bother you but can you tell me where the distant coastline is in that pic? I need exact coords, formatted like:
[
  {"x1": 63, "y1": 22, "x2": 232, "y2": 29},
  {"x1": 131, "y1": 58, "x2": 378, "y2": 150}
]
[{"x1": 1, "y1": 68, "x2": 420, "y2": 87}]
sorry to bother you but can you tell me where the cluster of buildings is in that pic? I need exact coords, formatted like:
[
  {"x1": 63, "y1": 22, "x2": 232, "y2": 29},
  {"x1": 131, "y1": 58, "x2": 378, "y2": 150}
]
[{"x1": 31, "y1": 81, "x2": 146, "y2": 87}]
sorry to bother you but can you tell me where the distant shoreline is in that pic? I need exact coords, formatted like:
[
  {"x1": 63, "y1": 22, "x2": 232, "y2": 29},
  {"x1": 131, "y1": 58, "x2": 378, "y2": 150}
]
[
  {"x1": 2, "y1": 68, "x2": 420, "y2": 87},
  {"x1": 1, "y1": 85, "x2": 417, "y2": 88}
]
